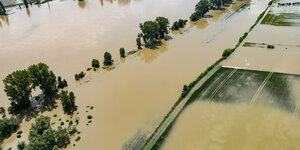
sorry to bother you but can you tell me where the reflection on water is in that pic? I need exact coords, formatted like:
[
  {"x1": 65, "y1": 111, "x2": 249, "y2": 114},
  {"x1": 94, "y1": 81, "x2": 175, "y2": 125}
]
[
  {"x1": 26, "y1": 8, "x2": 31, "y2": 17},
  {"x1": 78, "y1": 1, "x2": 87, "y2": 8},
  {"x1": 162, "y1": 101, "x2": 300, "y2": 150},
  {"x1": 0, "y1": 15, "x2": 9, "y2": 26}
]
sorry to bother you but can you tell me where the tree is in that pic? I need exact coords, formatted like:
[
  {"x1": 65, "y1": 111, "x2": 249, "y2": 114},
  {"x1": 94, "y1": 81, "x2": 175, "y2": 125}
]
[
  {"x1": 171, "y1": 21, "x2": 179, "y2": 30},
  {"x1": 190, "y1": 11, "x2": 201, "y2": 21},
  {"x1": 59, "y1": 90, "x2": 75, "y2": 110},
  {"x1": 55, "y1": 126, "x2": 70, "y2": 147},
  {"x1": 0, "y1": 107, "x2": 5, "y2": 118},
  {"x1": 30, "y1": 115, "x2": 51, "y2": 135},
  {"x1": 103, "y1": 52, "x2": 113, "y2": 66},
  {"x1": 136, "y1": 33, "x2": 143, "y2": 49},
  {"x1": 3, "y1": 70, "x2": 32, "y2": 111},
  {"x1": 0, "y1": 117, "x2": 20, "y2": 142},
  {"x1": 57, "y1": 76, "x2": 68, "y2": 89},
  {"x1": 139, "y1": 21, "x2": 160, "y2": 45},
  {"x1": 0, "y1": 1, "x2": 6, "y2": 15},
  {"x1": 28, "y1": 63, "x2": 57, "y2": 96},
  {"x1": 155, "y1": 16, "x2": 170, "y2": 38},
  {"x1": 210, "y1": 0, "x2": 222, "y2": 9},
  {"x1": 24, "y1": 0, "x2": 29, "y2": 8},
  {"x1": 120, "y1": 48, "x2": 126, "y2": 58},
  {"x1": 92, "y1": 59, "x2": 100, "y2": 68},
  {"x1": 178, "y1": 19, "x2": 188, "y2": 28},
  {"x1": 195, "y1": 0, "x2": 210, "y2": 16}
]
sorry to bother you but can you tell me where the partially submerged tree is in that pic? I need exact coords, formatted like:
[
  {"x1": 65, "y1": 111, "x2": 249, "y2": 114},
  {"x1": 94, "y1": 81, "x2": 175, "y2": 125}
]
[
  {"x1": 136, "y1": 33, "x2": 143, "y2": 49},
  {"x1": 92, "y1": 59, "x2": 100, "y2": 68},
  {"x1": 28, "y1": 63, "x2": 56, "y2": 96},
  {"x1": 24, "y1": 0, "x2": 29, "y2": 8},
  {"x1": 155, "y1": 16, "x2": 170, "y2": 38},
  {"x1": 120, "y1": 48, "x2": 126, "y2": 58},
  {"x1": 103, "y1": 52, "x2": 113, "y2": 66},
  {"x1": 3, "y1": 70, "x2": 32, "y2": 111},
  {"x1": 139, "y1": 21, "x2": 160, "y2": 46},
  {"x1": 59, "y1": 90, "x2": 75, "y2": 110}
]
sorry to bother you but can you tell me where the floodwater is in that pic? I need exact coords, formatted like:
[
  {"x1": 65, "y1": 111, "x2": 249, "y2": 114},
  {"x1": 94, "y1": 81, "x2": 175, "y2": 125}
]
[
  {"x1": 0, "y1": 0, "x2": 269, "y2": 149},
  {"x1": 162, "y1": 101, "x2": 300, "y2": 150},
  {"x1": 223, "y1": 0, "x2": 300, "y2": 74}
]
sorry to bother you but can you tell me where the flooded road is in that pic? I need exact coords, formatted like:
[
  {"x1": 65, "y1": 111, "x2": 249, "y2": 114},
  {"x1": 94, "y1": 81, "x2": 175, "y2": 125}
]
[{"x1": 0, "y1": 0, "x2": 268, "y2": 149}]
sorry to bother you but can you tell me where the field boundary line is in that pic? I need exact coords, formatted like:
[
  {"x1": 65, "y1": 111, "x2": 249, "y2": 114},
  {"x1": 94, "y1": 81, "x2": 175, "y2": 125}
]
[
  {"x1": 250, "y1": 72, "x2": 273, "y2": 104},
  {"x1": 208, "y1": 68, "x2": 237, "y2": 102}
]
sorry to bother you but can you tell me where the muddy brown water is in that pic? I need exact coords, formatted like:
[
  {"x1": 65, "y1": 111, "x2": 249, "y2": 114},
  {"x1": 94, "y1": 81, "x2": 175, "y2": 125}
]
[{"x1": 0, "y1": 0, "x2": 268, "y2": 149}]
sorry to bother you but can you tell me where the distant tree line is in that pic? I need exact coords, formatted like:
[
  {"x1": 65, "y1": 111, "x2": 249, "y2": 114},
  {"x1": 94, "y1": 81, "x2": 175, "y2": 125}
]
[{"x1": 190, "y1": 0, "x2": 232, "y2": 21}]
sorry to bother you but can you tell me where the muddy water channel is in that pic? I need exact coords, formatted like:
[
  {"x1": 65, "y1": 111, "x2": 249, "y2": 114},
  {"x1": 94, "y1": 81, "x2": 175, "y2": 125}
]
[{"x1": 0, "y1": 0, "x2": 269, "y2": 149}]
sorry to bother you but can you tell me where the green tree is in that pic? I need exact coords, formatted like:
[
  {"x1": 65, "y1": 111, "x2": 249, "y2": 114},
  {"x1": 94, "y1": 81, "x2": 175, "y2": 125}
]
[
  {"x1": 136, "y1": 33, "x2": 143, "y2": 49},
  {"x1": 28, "y1": 63, "x2": 57, "y2": 96},
  {"x1": 155, "y1": 16, "x2": 170, "y2": 38},
  {"x1": 210, "y1": 0, "x2": 222, "y2": 9},
  {"x1": 0, "y1": 107, "x2": 5, "y2": 118},
  {"x1": 195, "y1": 0, "x2": 210, "y2": 16},
  {"x1": 120, "y1": 48, "x2": 126, "y2": 58},
  {"x1": 103, "y1": 52, "x2": 113, "y2": 66},
  {"x1": 0, "y1": 1, "x2": 6, "y2": 15},
  {"x1": 59, "y1": 91, "x2": 75, "y2": 110},
  {"x1": 55, "y1": 126, "x2": 70, "y2": 147},
  {"x1": 92, "y1": 59, "x2": 100, "y2": 68},
  {"x1": 30, "y1": 115, "x2": 51, "y2": 135},
  {"x1": 3, "y1": 70, "x2": 32, "y2": 111},
  {"x1": 190, "y1": 11, "x2": 201, "y2": 21},
  {"x1": 0, "y1": 117, "x2": 20, "y2": 142},
  {"x1": 139, "y1": 21, "x2": 160, "y2": 45},
  {"x1": 17, "y1": 141, "x2": 26, "y2": 150},
  {"x1": 57, "y1": 76, "x2": 68, "y2": 89},
  {"x1": 171, "y1": 21, "x2": 179, "y2": 30}
]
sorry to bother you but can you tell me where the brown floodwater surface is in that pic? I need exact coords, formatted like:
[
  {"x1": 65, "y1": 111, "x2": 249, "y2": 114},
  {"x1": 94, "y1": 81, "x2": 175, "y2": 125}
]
[
  {"x1": 162, "y1": 101, "x2": 300, "y2": 150},
  {"x1": 0, "y1": 0, "x2": 269, "y2": 149}
]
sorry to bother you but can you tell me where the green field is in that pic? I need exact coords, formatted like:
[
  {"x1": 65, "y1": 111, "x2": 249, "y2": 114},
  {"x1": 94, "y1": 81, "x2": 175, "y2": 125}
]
[
  {"x1": 187, "y1": 67, "x2": 300, "y2": 113},
  {"x1": 261, "y1": 13, "x2": 300, "y2": 26}
]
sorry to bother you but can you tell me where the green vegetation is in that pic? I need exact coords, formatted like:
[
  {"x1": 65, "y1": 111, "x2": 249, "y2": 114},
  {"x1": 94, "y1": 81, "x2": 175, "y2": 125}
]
[
  {"x1": 0, "y1": 107, "x2": 6, "y2": 118},
  {"x1": 3, "y1": 70, "x2": 32, "y2": 112},
  {"x1": 267, "y1": 45, "x2": 275, "y2": 48},
  {"x1": 190, "y1": 0, "x2": 210, "y2": 21},
  {"x1": 0, "y1": 117, "x2": 20, "y2": 143},
  {"x1": 53, "y1": 114, "x2": 57, "y2": 117},
  {"x1": 139, "y1": 21, "x2": 160, "y2": 46},
  {"x1": 17, "y1": 141, "x2": 26, "y2": 150},
  {"x1": 28, "y1": 63, "x2": 57, "y2": 96},
  {"x1": 75, "y1": 71, "x2": 86, "y2": 80},
  {"x1": 75, "y1": 136, "x2": 81, "y2": 142},
  {"x1": 222, "y1": 48, "x2": 234, "y2": 57},
  {"x1": 26, "y1": 115, "x2": 71, "y2": 149},
  {"x1": 57, "y1": 76, "x2": 68, "y2": 89},
  {"x1": 103, "y1": 52, "x2": 113, "y2": 66},
  {"x1": 171, "y1": 19, "x2": 188, "y2": 31},
  {"x1": 120, "y1": 48, "x2": 126, "y2": 58},
  {"x1": 17, "y1": 130, "x2": 23, "y2": 138},
  {"x1": 136, "y1": 33, "x2": 143, "y2": 49},
  {"x1": 24, "y1": 0, "x2": 29, "y2": 8},
  {"x1": 0, "y1": 1, "x2": 6, "y2": 15},
  {"x1": 60, "y1": 90, "x2": 76, "y2": 111},
  {"x1": 87, "y1": 115, "x2": 92, "y2": 119},
  {"x1": 92, "y1": 59, "x2": 100, "y2": 68},
  {"x1": 155, "y1": 16, "x2": 170, "y2": 38},
  {"x1": 87, "y1": 67, "x2": 92, "y2": 71},
  {"x1": 261, "y1": 13, "x2": 300, "y2": 26},
  {"x1": 127, "y1": 50, "x2": 137, "y2": 55}
]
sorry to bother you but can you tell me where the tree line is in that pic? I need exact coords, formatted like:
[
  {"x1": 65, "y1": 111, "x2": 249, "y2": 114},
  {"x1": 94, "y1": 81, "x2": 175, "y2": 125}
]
[{"x1": 190, "y1": 0, "x2": 232, "y2": 21}]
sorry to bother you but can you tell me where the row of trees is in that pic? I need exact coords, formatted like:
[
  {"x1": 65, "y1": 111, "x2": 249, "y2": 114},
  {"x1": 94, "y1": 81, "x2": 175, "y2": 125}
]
[
  {"x1": 190, "y1": 0, "x2": 232, "y2": 21},
  {"x1": 0, "y1": 117, "x2": 20, "y2": 143},
  {"x1": 2, "y1": 63, "x2": 68, "y2": 113},
  {"x1": 137, "y1": 16, "x2": 170, "y2": 48},
  {"x1": 17, "y1": 115, "x2": 72, "y2": 150}
]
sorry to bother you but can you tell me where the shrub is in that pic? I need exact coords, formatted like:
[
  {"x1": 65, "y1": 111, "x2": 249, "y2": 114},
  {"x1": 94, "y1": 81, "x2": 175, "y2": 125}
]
[
  {"x1": 53, "y1": 114, "x2": 57, "y2": 117},
  {"x1": 267, "y1": 45, "x2": 275, "y2": 48},
  {"x1": 75, "y1": 136, "x2": 81, "y2": 141},
  {"x1": 87, "y1": 115, "x2": 93, "y2": 119},
  {"x1": 57, "y1": 76, "x2": 68, "y2": 89},
  {"x1": 17, "y1": 141, "x2": 26, "y2": 150},
  {"x1": 78, "y1": 72, "x2": 85, "y2": 78},
  {"x1": 75, "y1": 74, "x2": 80, "y2": 80},
  {"x1": 171, "y1": 21, "x2": 179, "y2": 31},
  {"x1": 87, "y1": 68, "x2": 92, "y2": 71},
  {"x1": 60, "y1": 122, "x2": 64, "y2": 126},
  {"x1": 60, "y1": 90, "x2": 76, "y2": 110},
  {"x1": 92, "y1": 59, "x2": 100, "y2": 68},
  {"x1": 103, "y1": 52, "x2": 113, "y2": 66},
  {"x1": 120, "y1": 48, "x2": 126, "y2": 58},
  {"x1": 222, "y1": 48, "x2": 234, "y2": 57}
]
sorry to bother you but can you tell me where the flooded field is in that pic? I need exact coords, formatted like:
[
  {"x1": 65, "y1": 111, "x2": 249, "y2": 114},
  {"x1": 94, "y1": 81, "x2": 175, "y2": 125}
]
[
  {"x1": 0, "y1": 0, "x2": 270, "y2": 149},
  {"x1": 161, "y1": 0, "x2": 300, "y2": 149},
  {"x1": 161, "y1": 67, "x2": 300, "y2": 150}
]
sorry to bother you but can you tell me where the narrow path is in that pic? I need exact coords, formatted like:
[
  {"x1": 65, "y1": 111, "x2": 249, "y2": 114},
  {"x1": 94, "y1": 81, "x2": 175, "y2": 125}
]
[{"x1": 142, "y1": 66, "x2": 222, "y2": 150}]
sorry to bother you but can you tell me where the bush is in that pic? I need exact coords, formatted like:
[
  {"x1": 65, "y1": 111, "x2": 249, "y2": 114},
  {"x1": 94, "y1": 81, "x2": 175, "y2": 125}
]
[
  {"x1": 57, "y1": 76, "x2": 68, "y2": 89},
  {"x1": 75, "y1": 136, "x2": 81, "y2": 142},
  {"x1": 87, "y1": 68, "x2": 92, "y2": 71},
  {"x1": 178, "y1": 19, "x2": 188, "y2": 28},
  {"x1": 103, "y1": 52, "x2": 113, "y2": 66},
  {"x1": 222, "y1": 48, "x2": 234, "y2": 57},
  {"x1": 60, "y1": 90, "x2": 76, "y2": 110},
  {"x1": 190, "y1": 11, "x2": 201, "y2": 21},
  {"x1": 120, "y1": 48, "x2": 126, "y2": 58},
  {"x1": 17, "y1": 141, "x2": 26, "y2": 150},
  {"x1": 92, "y1": 59, "x2": 100, "y2": 68},
  {"x1": 267, "y1": 45, "x2": 275, "y2": 48},
  {"x1": 87, "y1": 115, "x2": 93, "y2": 119},
  {"x1": 79, "y1": 72, "x2": 85, "y2": 78},
  {"x1": 75, "y1": 74, "x2": 80, "y2": 81},
  {"x1": 171, "y1": 21, "x2": 179, "y2": 31}
]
